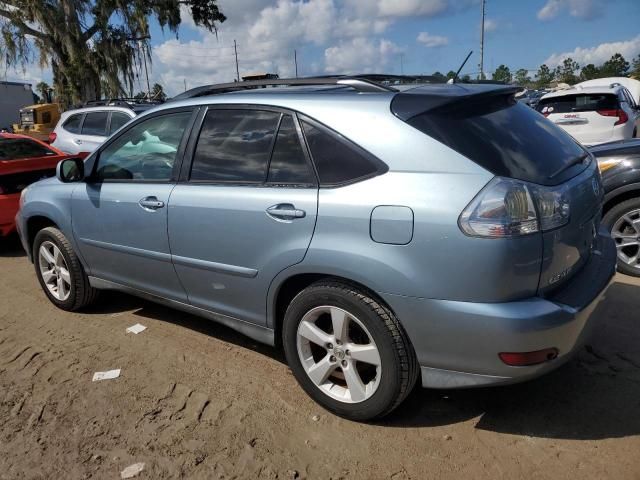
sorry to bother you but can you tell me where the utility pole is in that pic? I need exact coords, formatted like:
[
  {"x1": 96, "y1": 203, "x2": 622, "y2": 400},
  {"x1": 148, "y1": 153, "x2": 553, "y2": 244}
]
[
  {"x1": 479, "y1": 0, "x2": 486, "y2": 80},
  {"x1": 184, "y1": 79, "x2": 187, "y2": 92},
  {"x1": 400, "y1": 53, "x2": 404, "y2": 75},
  {"x1": 234, "y1": 40, "x2": 240, "y2": 82},
  {"x1": 294, "y1": 49, "x2": 298, "y2": 78}
]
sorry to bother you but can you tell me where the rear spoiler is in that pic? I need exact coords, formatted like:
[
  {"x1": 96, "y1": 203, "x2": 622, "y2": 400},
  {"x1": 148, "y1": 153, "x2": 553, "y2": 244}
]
[{"x1": 391, "y1": 85, "x2": 521, "y2": 121}]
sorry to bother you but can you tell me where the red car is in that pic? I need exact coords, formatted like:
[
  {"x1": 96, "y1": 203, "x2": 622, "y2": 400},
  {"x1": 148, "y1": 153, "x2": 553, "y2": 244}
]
[{"x1": 0, "y1": 133, "x2": 72, "y2": 238}]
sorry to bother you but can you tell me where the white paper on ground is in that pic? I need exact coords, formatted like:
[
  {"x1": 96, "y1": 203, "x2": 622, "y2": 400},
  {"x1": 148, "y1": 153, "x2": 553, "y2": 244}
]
[
  {"x1": 92, "y1": 369, "x2": 121, "y2": 382},
  {"x1": 126, "y1": 323, "x2": 147, "y2": 335},
  {"x1": 120, "y1": 462, "x2": 145, "y2": 479}
]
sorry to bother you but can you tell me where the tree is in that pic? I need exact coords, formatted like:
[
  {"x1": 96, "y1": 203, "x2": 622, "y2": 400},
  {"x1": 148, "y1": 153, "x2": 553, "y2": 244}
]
[
  {"x1": 431, "y1": 71, "x2": 447, "y2": 83},
  {"x1": 35, "y1": 81, "x2": 52, "y2": 103},
  {"x1": 600, "y1": 53, "x2": 630, "y2": 77},
  {"x1": 580, "y1": 64, "x2": 600, "y2": 81},
  {"x1": 136, "y1": 83, "x2": 167, "y2": 101},
  {"x1": 514, "y1": 68, "x2": 531, "y2": 86},
  {"x1": 632, "y1": 54, "x2": 640, "y2": 79},
  {"x1": 446, "y1": 70, "x2": 457, "y2": 80},
  {"x1": 492, "y1": 64, "x2": 511, "y2": 83},
  {"x1": 535, "y1": 64, "x2": 554, "y2": 88},
  {"x1": 0, "y1": 1, "x2": 226, "y2": 106},
  {"x1": 555, "y1": 57, "x2": 580, "y2": 84}
]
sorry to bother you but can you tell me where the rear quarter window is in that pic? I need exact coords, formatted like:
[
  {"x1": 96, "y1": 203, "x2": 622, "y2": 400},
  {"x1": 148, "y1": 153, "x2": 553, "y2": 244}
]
[{"x1": 62, "y1": 114, "x2": 83, "y2": 134}]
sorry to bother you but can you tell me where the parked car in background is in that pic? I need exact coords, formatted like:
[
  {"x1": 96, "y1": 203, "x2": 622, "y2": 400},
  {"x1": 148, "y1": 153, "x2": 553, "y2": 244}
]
[
  {"x1": 537, "y1": 82, "x2": 640, "y2": 146},
  {"x1": 50, "y1": 106, "x2": 135, "y2": 155},
  {"x1": 589, "y1": 139, "x2": 640, "y2": 277},
  {"x1": 0, "y1": 133, "x2": 74, "y2": 239},
  {"x1": 16, "y1": 77, "x2": 615, "y2": 421}
]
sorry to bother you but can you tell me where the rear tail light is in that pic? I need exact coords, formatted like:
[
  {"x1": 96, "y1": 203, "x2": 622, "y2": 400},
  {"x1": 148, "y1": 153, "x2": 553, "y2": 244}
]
[
  {"x1": 597, "y1": 108, "x2": 629, "y2": 126},
  {"x1": 499, "y1": 348, "x2": 559, "y2": 366},
  {"x1": 48, "y1": 132, "x2": 57, "y2": 144},
  {"x1": 459, "y1": 177, "x2": 571, "y2": 238}
]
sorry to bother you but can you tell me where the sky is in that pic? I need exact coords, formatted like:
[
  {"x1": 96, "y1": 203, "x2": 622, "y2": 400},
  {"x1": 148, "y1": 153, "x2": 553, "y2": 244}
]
[{"x1": 4, "y1": 0, "x2": 640, "y2": 96}]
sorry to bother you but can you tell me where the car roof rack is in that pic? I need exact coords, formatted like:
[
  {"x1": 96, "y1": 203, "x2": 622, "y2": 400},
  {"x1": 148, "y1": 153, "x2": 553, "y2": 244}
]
[
  {"x1": 82, "y1": 98, "x2": 164, "y2": 109},
  {"x1": 172, "y1": 76, "x2": 397, "y2": 101}
]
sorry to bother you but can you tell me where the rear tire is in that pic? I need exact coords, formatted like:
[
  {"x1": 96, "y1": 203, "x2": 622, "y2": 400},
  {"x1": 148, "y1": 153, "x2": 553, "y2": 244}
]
[
  {"x1": 603, "y1": 198, "x2": 640, "y2": 277},
  {"x1": 33, "y1": 227, "x2": 99, "y2": 310},
  {"x1": 282, "y1": 280, "x2": 419, "y2": 421}
]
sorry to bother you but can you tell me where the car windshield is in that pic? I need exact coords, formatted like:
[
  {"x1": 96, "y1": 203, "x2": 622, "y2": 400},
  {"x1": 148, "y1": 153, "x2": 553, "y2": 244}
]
[
  {"x1": 537, "y1": 93, "x2": 619, "y2": 114},
  {"x1": 0, "y1": 138, "x2": 56, "y2": 160}
]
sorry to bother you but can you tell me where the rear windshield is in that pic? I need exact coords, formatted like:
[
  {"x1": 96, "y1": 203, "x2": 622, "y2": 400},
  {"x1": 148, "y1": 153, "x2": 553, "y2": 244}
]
[
  {"x1": 537, "y1": 94, "x2": 619, "y2": 114},
  {"x1": 405, "y1": 95, "x2": 588, "y2": 185}
]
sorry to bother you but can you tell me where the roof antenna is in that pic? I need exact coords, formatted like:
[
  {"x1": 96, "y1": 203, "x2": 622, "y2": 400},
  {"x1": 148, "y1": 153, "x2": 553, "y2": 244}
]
[{"x1": 449, "y1": 50, "x2": 474, "y2": 84}]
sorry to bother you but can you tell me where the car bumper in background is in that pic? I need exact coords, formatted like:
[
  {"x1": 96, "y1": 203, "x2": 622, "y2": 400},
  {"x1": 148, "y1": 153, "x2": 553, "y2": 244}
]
[
  {"x1": 382, "y1": 230, "x2": 616, "y2": 389},
  {"x1": 0, "y1": 194, "x2": 19, "y2": 237}
]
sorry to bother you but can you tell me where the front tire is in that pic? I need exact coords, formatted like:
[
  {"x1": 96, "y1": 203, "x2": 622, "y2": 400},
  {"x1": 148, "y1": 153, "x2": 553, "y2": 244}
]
[
  {"x1": 603, "y1": 198, "x2": 640, "y2": 277},
  {"x1": 283, "y1": 280, "x2": 418, "y2": 421},
  {"x1": 33, "y1": 227, "x2": 99, "y2": 310}
]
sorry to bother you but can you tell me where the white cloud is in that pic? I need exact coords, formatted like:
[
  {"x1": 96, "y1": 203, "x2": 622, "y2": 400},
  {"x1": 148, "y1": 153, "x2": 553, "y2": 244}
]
[
  {"x1": 416, "y1": 31, "x2": 449, "y2": 48},
  {"x1": 543, "y1": 35, "x2": 640, "y2": 68},
  {"x1": 344, "y1": 0, "x2": 475, "y2": 18},
  {"x1": 484, "y1": 18, "x2": 498, "y2": 33},
  {"x1": 324, "y1": 37, "x2": 402, "y2": 73},
  {"x1": 537, "y1": 0, "x2": 605, "y2": 21}
]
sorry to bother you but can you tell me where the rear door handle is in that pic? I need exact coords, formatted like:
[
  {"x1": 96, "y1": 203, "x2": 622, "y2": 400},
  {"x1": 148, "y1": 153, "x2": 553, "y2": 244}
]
[
  {"x1": 266, "y1": 204, "x2": 306, "y2": 220},
  {"x1": 139, "y1": 196, "x2": 165, "y2": 211}
]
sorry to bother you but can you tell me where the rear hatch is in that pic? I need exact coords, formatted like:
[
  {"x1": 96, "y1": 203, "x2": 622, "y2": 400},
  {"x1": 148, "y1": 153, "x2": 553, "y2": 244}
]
[
  {"x1": 537, "y1": 93, "x2": 621, "y2": 145},
  {"x1": 392, "y1": 85, "x2": 603, "y2": 295}
]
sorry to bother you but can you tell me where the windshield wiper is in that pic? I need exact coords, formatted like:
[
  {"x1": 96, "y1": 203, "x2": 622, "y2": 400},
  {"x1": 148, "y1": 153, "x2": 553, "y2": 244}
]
[{"x1": 548, "y1": 153, "x2": 589, "y2": 179}]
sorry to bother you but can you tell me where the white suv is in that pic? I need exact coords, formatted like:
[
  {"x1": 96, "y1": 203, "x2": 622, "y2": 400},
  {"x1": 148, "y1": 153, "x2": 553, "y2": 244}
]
[
  {"x1": 50, "y1": 106, "x2": 135, "y2": 155},
  {"x1": 537, "y1": 81, "x2": 640, "y2": 146}
]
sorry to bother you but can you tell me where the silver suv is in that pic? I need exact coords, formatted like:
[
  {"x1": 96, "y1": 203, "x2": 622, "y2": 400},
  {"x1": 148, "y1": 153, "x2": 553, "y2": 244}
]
[{"x1": 16, "y1": 77, "x2": 616, "y2": 421}]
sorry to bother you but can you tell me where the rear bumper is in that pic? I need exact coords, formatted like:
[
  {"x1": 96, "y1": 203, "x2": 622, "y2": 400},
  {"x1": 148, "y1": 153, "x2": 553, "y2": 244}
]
[
  {"x1": 381, "y1": 230, "x2": 616, "y2": 389},
  {"x1": 0, "y1": 194, "x2": 19, "y2": 237}
]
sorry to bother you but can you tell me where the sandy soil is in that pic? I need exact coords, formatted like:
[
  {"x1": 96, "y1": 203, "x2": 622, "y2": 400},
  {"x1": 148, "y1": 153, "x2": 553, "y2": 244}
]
[{"x1": 1, "y1": 234, "x2": 639, "y2": 480}]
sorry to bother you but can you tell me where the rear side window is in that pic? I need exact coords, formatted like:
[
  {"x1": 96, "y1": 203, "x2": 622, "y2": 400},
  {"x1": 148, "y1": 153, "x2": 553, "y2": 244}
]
[
  {"x1": 81, "y1": 112, "x2": 109, "y2": 136},
  {"x1": 191, "y1": 109, "x2": 280, "y2": 182},
  {"x1": 0, "y1": 139, "x2": 55, "y2": 160},
  {"x1": 62, "y1": 114, "x2": 83, "y2": 134},
  {"x1": 301, "y1": 121, "x2": 381, "y2": 185},
  {"x1": 537, "y1": 94, "x2": 619, "y2": 114},
  {"x1": 109, "y1": 112, "x2": 131, "y2": 134},
  {"x1": 267, "y1": 115, "x2": 315, "y2": 184},
  {"x1": 406, "y1": 96, "x2": 587, "y2": 186}
]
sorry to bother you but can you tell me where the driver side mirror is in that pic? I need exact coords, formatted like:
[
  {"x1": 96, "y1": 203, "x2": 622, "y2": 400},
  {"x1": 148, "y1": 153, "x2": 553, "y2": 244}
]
[{"x1": 56, "y1": 157, "x2": 85, "y2": 183}]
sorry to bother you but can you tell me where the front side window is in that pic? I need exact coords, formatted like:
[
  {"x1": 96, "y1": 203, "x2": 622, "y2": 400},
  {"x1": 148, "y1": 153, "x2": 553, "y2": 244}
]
[
  {"x1": 94, "y1": 111, "x2": 191, "y2": 181},
  {"x1": 301, "y1": 121, "x2": 380, "y2": 185},
  {"x1": 0, "y1": 139, "x2": 56, "y2": 160},
  {"x1": 62, "y1": 114, "x2": 83, "y2": 134},
  {"x1": 81, "y1": 112, "x2": 109, "y2": 136},
  {"x1": 191, "y1": 109, "x2": 280, "y2": 182}
]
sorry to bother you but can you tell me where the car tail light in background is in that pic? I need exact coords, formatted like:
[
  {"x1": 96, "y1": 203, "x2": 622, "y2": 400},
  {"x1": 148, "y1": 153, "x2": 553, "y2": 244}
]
[
  {"x1": 597, "y1": 109, "x2": 629, "y2": 126},
  {"x1": 458, "y1": 177, "x2": 571, "y2": 238},
  {"x1": 48, "y1": 132, "x2": 57, "y2": 144},
  {"x1": 499, "y1": 348, "x2": 559, "y2": 366}
]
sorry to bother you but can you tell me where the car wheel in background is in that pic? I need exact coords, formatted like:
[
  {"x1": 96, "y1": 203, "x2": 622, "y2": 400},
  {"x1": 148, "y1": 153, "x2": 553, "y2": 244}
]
[
  {"x1": 603, "y1": 198, "x2": 640, "y2": 277},
  {"x1": 283, "y1": 280, "x2": 419, "y2": 421},
  {"x1": 33, "y1": 227, "x2": 99, "y2": 310}
]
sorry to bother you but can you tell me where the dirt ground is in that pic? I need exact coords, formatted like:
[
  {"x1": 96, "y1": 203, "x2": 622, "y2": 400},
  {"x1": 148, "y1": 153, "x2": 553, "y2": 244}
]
[{"x1": 1, "y1": 234, "x2": 639, "y2": 480}]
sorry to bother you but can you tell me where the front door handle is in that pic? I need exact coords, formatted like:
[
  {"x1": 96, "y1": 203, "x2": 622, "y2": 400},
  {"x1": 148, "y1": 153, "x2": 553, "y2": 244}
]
[
  {"x1": 139, "y1": 196, "x2": 165, "y2": 211},
  {"x1": 266, "y1": 204, "x2": 306, "y2": 220}
]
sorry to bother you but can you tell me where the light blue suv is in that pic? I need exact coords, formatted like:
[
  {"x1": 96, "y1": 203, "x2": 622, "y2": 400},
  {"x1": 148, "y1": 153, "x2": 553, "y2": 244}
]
[{"x1": 16, "y1": 77, "x2": 616, "y2": 420}]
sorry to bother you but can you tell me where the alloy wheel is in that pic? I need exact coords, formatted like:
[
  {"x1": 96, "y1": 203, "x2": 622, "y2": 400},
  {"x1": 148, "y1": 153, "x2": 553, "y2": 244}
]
[
  {"x1": 296, "y1": 306, "x2": 382, "y2": 403},
  {"x1": 612, "y1": 208, "x2": 640, "y2": 271},
  {"x1": 38, "y1": 241, "x2": 72, "y2": 301}
]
